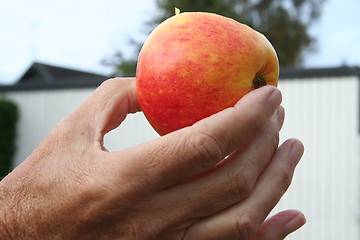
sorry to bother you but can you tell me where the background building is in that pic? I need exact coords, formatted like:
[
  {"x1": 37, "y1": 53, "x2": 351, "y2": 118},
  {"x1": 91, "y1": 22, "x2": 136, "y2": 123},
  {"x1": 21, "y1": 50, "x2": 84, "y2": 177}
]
[{"x1": 1, "y1": 62, "x2": 359, "y2": 239}]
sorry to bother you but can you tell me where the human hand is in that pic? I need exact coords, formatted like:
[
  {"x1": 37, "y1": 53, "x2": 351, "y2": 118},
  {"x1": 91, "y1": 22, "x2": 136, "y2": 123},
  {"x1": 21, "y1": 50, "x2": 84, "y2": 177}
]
[{"x1": 0, "y1": 77, "x2": 304, "y2": 239}]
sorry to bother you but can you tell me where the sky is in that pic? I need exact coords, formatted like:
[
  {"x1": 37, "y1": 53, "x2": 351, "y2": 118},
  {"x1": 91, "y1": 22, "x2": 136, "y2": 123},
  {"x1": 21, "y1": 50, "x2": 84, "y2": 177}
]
[{"x1": 0, "y1": 0, "x2": 359, "y2": 85}]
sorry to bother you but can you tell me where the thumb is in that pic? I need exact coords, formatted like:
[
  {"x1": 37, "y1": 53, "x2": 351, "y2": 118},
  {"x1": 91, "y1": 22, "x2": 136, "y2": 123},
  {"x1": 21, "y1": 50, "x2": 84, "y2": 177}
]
[{"x1": 77, "y1": 77, "x2": 140, "y2": 140}]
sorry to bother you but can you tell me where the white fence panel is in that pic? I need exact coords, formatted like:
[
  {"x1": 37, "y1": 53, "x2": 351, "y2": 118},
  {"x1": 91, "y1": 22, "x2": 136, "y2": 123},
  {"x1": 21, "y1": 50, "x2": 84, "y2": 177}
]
[
  {"x1": 4, "y1": 88, "x2": 158, "y2": 166},
  {"x1": 275, "y1": 76, "x2": 360, "y2": 240},
  {"x1": 5, "y1": 89, "x2": 93, "y2": 165}
]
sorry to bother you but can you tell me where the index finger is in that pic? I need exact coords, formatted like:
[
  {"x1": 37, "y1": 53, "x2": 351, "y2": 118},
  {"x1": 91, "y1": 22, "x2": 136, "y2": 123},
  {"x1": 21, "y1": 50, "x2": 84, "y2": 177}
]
[{"x1": 118, "y1": 85, "x2": 282, "y2": 190}]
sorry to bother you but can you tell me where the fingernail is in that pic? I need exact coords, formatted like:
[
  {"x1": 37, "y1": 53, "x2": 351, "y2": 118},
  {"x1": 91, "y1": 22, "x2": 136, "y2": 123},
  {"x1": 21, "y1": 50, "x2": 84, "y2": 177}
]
[
  {"x1": 290, "y1": 140, "x2": 304, "y2": 165},
  {"x1": 266, "y1": 87, "x2": 282, "y2": 115},
  {"x1": 286, "y1": 211, "x2": 307, "y2": 230}
]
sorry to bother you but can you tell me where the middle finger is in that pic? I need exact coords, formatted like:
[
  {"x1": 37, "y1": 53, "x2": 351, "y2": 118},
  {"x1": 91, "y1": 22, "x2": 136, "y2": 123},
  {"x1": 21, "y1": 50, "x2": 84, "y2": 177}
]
[{"x1": 158, "y1": 106, "x2": 285, "y2": 219}]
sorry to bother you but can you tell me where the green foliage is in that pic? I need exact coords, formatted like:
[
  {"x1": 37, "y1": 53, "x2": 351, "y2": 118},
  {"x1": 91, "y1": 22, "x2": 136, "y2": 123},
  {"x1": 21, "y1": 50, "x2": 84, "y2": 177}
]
[
  {"x1": 0, "y1": 98, "x2": 18, "y2": 178},
  {"x1": 102, "y1": 52, "x2": 138, "y2": 78},
  {"x1": 107, "y1": 0, "x2": 325, "y2": 76}
]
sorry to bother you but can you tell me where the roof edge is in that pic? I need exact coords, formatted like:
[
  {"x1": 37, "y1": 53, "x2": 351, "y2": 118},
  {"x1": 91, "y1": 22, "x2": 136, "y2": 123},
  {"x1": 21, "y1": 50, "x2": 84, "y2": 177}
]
[
  {"x1": 0, "y1": 80, "x2": 105, "y2": 92},
  {"x1": 1, "y1": 65, "x2": 360, "y2": 92},
  {"x1": 280, "y1": 66, "x2": 360, "y2": 79}
]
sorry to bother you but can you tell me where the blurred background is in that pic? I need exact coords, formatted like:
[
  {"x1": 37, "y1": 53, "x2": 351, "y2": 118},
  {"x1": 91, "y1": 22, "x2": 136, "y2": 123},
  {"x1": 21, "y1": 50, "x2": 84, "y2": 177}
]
[
  {"x1": 0, "y1": 0, "x2": 359, "y2": 83},
  {"x1": 0, "y1": 0, "x2": 360, "y2": 239}
]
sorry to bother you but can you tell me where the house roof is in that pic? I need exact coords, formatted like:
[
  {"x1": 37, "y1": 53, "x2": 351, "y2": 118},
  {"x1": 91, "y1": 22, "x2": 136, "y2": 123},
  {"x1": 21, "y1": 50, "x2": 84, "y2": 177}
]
[
  {"x1": 0, "y1": 62, "x2": 108, "y2": 91},
  {"x1": 0, "y1": 62, "x2": 359, "y2": 92},
  {"x1": 280, "y1": 65, "x2": 360, "y2": 79}
]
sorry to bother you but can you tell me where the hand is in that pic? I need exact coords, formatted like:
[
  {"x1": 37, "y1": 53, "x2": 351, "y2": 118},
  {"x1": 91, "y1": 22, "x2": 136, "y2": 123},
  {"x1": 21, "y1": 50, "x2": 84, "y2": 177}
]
[{"x1": 0, "y1": 77, "x2": 304, "y2": 239}]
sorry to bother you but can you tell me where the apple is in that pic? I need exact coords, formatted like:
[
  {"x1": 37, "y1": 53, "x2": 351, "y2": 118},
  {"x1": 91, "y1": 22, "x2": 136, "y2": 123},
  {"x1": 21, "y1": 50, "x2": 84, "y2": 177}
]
[{"x1": 136, "y1": 12, "x2": 279, "y2": 136}]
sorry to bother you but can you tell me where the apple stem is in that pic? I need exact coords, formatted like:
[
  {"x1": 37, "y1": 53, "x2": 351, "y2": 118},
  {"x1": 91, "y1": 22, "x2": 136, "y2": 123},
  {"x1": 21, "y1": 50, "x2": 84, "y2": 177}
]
[
  {"x1": 253, "y1": 74, "x2": 267, "y2": 89},
  {"x1": 175, "y1": 7, "x2": 181, "y2": 15}
]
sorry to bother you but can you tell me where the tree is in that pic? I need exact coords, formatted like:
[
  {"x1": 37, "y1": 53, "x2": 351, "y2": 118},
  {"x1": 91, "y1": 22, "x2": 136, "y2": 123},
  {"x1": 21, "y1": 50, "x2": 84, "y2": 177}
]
[
  {"x1": 107, "y1": 0, "x2": 325, "y2": 76},
  {"x1": 0, "y1": 98, "x2": 18, "y2": 178}
]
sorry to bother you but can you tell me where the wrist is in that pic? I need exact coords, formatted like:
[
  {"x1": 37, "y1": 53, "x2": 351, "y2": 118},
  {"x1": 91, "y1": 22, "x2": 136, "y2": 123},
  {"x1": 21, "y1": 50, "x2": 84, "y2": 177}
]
[
  {"x1": 0, "y1": 177, "x2": 27, "y2": 240},
  {"x1": 0, "y1": 189, "x2": 14, "y2": 239},
  {"x1": 0, "y1": 215, "x2": 13, "y2": 240}
]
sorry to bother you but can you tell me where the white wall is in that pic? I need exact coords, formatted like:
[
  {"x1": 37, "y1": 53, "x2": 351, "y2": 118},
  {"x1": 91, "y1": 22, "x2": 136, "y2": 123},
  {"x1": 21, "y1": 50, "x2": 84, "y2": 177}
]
[
  {"x1": 276, "y1": 76, "x2": 360, "y2": 239},
  {"x1": 5, "y1": 89, "x2": 93, "y2": 165},
  {"x1": 4, "y1": 88, "x2": 158, "y2": 166},
  {"x1": 3, "y1": 75, "x2": 360, "y2": 239}
]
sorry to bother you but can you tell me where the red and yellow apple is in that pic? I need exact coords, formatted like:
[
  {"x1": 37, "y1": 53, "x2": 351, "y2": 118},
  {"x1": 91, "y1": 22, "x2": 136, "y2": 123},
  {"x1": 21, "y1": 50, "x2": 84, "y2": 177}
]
[{"x1": 136, "y1": 12, "x2": 279, "y2": 136}]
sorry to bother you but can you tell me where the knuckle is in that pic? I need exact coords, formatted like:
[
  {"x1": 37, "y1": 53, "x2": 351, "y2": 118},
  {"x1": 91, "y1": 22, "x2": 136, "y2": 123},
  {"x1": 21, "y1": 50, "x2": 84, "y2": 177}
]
[
  {"x1": 269, "y1": 115, "x2": 281, "y2": 144},
  {"x1": 235, "y1": 212, "x2": 259, "y2": 239},
  {"x1": 245, "y1": 109, "x2": 267, "y2": 136},
  {"x1": 229, "y1": 170, "x2": 253, "y2": 200},
  {"x1": 269, "y1": 128, "x2": 280, "y2": 147},
  {"x1": 278, "y1": 170, "x2": 293, "y2": 193},
  {"x1": 140, "y1": 144, "x2": 172, "y2": 176},
  {"x1": 187, "y1": 130, "x2": 225, "y2": 168},
  {"x1": 98, "y1": 77, "x2": 126, "y2": 89},
  {"x1": 99, "y1": 78, "x2": 114, "y2": 88},
  {"x1": 266, "y1": 131, "x2": 280, "y2": 155}
]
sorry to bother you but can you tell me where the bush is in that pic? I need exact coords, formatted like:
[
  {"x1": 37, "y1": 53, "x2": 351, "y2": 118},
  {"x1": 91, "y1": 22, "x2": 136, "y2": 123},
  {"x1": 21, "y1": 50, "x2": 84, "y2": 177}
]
[{"x1": 0, "y1": 98, "x2": 18, "y2": 178}]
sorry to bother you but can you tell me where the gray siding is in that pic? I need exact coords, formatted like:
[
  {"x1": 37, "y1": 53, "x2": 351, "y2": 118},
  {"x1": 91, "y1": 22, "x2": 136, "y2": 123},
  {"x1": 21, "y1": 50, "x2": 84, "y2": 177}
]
[{"x1": 276, "y1": 76, "x2": 360, "y2": 239}]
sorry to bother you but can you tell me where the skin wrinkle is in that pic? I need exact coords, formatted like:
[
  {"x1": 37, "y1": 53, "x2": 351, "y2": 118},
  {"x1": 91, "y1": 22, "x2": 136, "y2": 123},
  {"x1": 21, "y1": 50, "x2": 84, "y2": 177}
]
[
  {"x1": 191, "y1": 106, "x2": 267, "y2": 161},
  {"x1": 236, "y1": 210, "x2": 262, "y2": 240},
  {"x1": 187, "y1": 129, "x2": 226, "y2": 169},
  {"x1": 139, "y1": 143, "x2": 177, "y2": 190},
  {"x1": 230, "y1": 164, "x2": 254, "y2": 201}
]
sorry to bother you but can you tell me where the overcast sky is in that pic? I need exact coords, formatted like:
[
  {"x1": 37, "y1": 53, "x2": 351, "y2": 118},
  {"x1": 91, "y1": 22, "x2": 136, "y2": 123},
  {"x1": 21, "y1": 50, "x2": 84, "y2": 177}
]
[{"x1": 0, "y1": 0, "x2": 359, "y2": 85}]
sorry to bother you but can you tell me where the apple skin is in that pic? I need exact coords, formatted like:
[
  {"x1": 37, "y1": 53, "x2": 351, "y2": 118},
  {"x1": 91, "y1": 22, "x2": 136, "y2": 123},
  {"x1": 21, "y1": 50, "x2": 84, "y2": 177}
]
[{"x1": 136, "y1": 12, "x2": 279, "y2": 136}]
